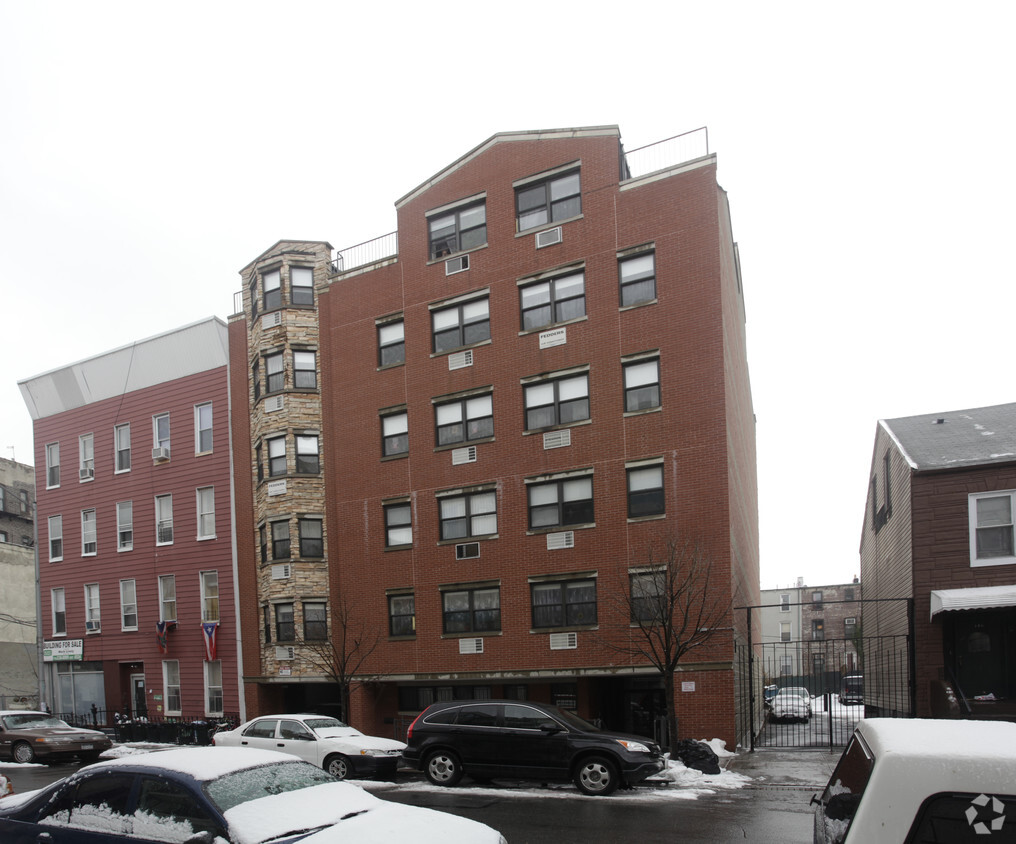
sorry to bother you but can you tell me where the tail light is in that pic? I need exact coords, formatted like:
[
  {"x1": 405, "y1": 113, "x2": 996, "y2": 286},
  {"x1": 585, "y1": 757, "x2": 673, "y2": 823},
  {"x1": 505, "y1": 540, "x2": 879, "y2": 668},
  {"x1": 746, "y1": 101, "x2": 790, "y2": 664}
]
[{"x1": 406, "y1": 713, "x2": 423, "y2": 740}]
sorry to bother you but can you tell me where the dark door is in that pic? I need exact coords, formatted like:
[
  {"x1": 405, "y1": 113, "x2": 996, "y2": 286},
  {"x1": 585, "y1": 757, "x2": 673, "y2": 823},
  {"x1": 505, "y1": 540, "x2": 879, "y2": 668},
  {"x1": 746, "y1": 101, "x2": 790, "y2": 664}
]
[
  {"x1": 950, "y1": 610, "x2": 1014, "y2": 699},
  {"x1": 497, "y1": 703, "x2": 570, "y2": 777}
]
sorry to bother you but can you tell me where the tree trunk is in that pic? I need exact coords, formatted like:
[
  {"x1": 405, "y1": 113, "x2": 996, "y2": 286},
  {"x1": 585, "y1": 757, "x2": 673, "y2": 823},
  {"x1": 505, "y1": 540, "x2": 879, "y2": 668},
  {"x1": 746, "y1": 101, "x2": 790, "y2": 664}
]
[{"x1": 664, "y1": 668, "x2": 679, "y2": 753}]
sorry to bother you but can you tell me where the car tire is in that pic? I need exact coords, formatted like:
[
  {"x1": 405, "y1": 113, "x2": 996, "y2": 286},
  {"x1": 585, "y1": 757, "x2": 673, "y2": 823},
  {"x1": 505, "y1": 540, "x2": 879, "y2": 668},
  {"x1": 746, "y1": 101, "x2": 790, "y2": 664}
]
[
  {"x1": 424, "y1": 750, "x2": 463, "y2": 787},
  {"x1": 325, "y1": 754, "x2": 351, "y2": 780},
  {"x1": 12, "y1": 741, "x2": 36, "y2": 764},
  {"x1": 80, "y1": 752, "x2": 102, "y2": 764},
  {"x1": 573, "y1": 755, "x2": 619, "y2": 796}
]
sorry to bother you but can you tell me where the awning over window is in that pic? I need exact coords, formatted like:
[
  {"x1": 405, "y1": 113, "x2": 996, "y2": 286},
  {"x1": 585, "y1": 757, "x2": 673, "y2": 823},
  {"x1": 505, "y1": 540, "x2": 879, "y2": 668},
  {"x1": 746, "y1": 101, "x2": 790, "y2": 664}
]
[{"x1": 930, "y1": 584, "x2": 1016, "y2": 620}]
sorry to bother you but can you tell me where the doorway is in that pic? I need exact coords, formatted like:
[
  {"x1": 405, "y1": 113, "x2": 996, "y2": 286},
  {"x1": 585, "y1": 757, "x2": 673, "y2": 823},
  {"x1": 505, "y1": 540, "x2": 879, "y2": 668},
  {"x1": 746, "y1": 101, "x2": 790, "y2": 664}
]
[{"x1": 131, "y1": 674, "x2": 148, "y2": 718}]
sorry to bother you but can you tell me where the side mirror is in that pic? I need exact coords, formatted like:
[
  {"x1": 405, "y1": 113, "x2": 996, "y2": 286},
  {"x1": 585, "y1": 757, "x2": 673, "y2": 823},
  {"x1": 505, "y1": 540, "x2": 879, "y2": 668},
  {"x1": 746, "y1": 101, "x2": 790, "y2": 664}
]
[
  {"x1": 539, "y1": 722, "x2": 563, "y2": 734},
  {"x1": 184, "y1": 833, "x2": 215, "y2": 844}
]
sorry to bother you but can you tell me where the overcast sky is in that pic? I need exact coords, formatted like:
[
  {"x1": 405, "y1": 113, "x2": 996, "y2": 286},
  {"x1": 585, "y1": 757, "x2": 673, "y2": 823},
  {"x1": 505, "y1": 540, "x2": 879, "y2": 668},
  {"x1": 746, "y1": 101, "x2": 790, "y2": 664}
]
[{"x1": 3, "y1": 2, "x2": 1013, "y2": 591}]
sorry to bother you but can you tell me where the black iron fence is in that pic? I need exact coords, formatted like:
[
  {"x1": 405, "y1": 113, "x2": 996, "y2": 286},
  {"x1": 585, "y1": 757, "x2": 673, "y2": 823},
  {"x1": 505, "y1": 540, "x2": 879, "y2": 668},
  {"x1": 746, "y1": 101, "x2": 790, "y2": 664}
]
[{"x1": 58, "y1": 707, "x2": 239, "y2": 746}]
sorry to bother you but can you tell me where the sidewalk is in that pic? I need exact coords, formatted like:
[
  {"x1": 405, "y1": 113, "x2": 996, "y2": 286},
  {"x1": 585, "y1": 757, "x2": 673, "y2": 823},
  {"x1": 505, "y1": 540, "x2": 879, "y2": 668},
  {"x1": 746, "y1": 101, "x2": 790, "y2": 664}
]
[{"x1": 724, "y1": 747, "x2": 840, "y2": 789}]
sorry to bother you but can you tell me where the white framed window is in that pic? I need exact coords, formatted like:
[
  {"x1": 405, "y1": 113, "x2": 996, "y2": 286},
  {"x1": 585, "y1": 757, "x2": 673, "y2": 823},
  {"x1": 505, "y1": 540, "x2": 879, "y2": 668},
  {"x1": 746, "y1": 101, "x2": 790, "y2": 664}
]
[
  {"x1": 428, "y1": 197, "x2": 487, "y2": 259},
  {"x1": 384, "y1": 501, "x2": 412, "y2": 547},
  {"x1": 267, "y1": 435, "x2": 287, "y2": 477},
  {"x1": 204, "y1": 660, "x2": 223, "y2": 716},
  {"x1": 527, "y1": 473, "x2": 594, "y2": 529},
  {"x1": 201, "y1": 570, "x2": 219, "y2": 623},
  {"x1": 780, "y1": 621, "x2": 792, "y2": 642},
  {"x1": 780, "y1": 593, "x2": 791, "y2": 612},
  {"x1": 159, "y1": 574, "x2": 177, "y2": 623},
  {"x1": 78, "y1": 433, "x2": 94, "y2": 481},
  {"x1": 780, "y1": 654, "x2": 793, "y2": 674},
  {"x1": 523, "y1": 370, "x2": 590, "y2": 430},
  {"x1": 196, "y1": 487, "x2": 215, "y2": 540},
  {"x1": 81, "y1": 509, "x2": 97, "y2": 556},
  {"x1": 431, "y1": 296, "x2": 490, "y2": 354},
  {"x1": 51, "y1": 588, "x2": 66, "y2": 636},
  {"x1": 381, "y1": 411, "x2": 408, "y2": 457},
  {"x1": 969, "y1": 490, "x2": 1016, "y2": 566},
  {"x1": 435, "y1": 392, "x2": 493, "y2": 446},
  {"x1": 262, "y1": 268, "x2": 281, "y2": 310},
  {"x1": 84, "y1": 583, "x2": 101, "y2": 633},
  {"x1": 117, "y1": 501, "x2": 133, "y2": 551},
  {"x1": 377, "y1": 318, "x2": 405, "y2": 367},
  {"x1": 120, "y1": 579, "x2": 138, "y2": 631},
  {"x1": 515, "y1": 167, "x2": 581, "y2": 232},
  {"x1": 623, "y1": 356, "x2": 661, "y2": 413},
  {"x1": 163, "y1": 660, "x2": 181, "y2": 715},
  {"x1": 619, "y1": 249, "x2": 656, "y2": 307},
  {"x1": 265, "y1": 351, "x2": 284, "y2": 393},
  {"x1": 155, "y1": 494, "x2": 173, "y2": 545},
  {"x1": 153, "y1": 413, "x2": 170, "y2": 455},
  {"x1": 293, "y1": 351, "x2": 317, "y2": 389},
  {"x1": 438, "y1": 487, "x2": 498, "y2": 541},
  {"x1": 48, "y1": 515, "x2": 63, "y2": 561},
  {"x1": 115, "y1": 423, "x2": 131, "y2": 472},
  {"x1": 295, "y1": 435, "x2": 319, "y2": 473},
  {"x1": 46, "y1": 442, "x2": 60, "y2": 488},
  {"x1": 626, "y1": 462, "x2": 664, "y2": 519},
  {"x1": 291, "y1": 266, "x2": 314, "y2": 306},
  {"x1": 519, "y1": 270, "x2": 585, "y2": 332},
  {"x1": 195, "y1": 402, "x2": 213, "y2": 454}
]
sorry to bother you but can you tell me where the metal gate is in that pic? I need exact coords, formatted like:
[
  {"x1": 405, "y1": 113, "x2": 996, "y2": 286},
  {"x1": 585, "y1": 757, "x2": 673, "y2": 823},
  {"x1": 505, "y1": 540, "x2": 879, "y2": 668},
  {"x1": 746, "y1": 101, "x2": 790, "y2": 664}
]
[{"x1": 736, "y1": 598, "x2": 914, "y2": 750}]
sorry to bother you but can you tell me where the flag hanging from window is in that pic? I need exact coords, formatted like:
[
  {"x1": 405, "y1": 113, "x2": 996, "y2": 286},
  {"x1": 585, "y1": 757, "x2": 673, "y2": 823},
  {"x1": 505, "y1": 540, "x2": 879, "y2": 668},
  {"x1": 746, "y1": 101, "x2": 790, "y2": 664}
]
[
  {"x1": 202, "y1": 621, "x2": 219, "y2": 661},
  {"x1": 156, "y1": 621, "x2": 170, "y2": 654}
]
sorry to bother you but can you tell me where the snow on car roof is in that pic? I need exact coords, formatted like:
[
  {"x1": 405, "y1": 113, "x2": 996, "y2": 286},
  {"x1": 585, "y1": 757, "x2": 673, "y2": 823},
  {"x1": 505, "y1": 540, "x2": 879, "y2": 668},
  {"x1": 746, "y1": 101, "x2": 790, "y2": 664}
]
[
  {"x1": 97, "y1": 746, "x2": 294, "y2": 780},
  {"x1": 859, "y1": 717, "x2": 1016, "y2": 761}
]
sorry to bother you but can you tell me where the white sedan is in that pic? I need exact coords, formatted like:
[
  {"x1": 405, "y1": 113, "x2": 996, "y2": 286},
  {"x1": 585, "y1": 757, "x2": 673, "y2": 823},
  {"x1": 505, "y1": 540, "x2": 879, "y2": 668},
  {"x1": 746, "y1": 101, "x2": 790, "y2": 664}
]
[{"x1": 213, "y1": 714, "x2": 405, "y2": 780}]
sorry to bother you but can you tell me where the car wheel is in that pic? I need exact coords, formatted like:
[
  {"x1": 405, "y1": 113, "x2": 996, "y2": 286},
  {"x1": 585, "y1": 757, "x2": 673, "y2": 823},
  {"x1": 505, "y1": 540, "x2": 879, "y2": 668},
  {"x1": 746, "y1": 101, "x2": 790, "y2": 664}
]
[
  {"x1": 574, "y1": 755, "x2": 619, "y2": 796},
  {"x1": 12, "y1": 741, "x2": 36, "y2": 764},
  {"x1": 424, "y1": 750, "x2": 463, "y2": 787},
  {"x1": 325, "y1": 754, "x2": 351, "y2": 780}
]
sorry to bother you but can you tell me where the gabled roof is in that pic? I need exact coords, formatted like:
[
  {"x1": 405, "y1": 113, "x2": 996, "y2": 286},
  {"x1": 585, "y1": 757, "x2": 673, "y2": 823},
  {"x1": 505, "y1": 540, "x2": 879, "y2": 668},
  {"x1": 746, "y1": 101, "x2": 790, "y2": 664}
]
[{"x1": 880, "y1": 402, "x2": 1016, "y2": 471}]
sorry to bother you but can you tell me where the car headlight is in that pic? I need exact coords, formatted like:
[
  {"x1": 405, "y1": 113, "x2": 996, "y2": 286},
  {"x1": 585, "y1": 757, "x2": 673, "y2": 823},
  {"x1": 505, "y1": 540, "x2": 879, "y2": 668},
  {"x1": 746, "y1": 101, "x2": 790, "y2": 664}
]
[
  {"x1": 614, "y1": 739, "x2": 650, "y2": 754},
  {"x1": 359, "y1": 748, "x2": 387, "y2": 757}
]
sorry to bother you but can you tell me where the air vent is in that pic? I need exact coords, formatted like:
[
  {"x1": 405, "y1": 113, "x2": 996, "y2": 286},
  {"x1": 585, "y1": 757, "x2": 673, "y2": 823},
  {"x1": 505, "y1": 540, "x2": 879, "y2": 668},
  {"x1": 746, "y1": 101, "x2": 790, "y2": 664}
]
[
  {"x1": 448, "y1": 350, "x2": 474, "y2": 371},
  {"x1": 547, "y1": 531, "x2": 575, "y2": 550},
  {"x1": 271, "y1": 564, "x2": 291, "y2": 580},
  {"x1": 264, "y1": 395, "x2": 285, "y2": 413},
  {"x1": 79, "y1": 468, "x2": 94, "y2": 480},
  {"x1": 458, "y1": 638, "x2": 484, "y2": 654},
  {"x1": 262, "y1": 312, "x2": 282, "y2": 329},
  {"x1": 451, "y1": 445, "x2": 477, "y2": 465},
  {"x1": 85, "y1": 621, "x2": 100, "y2": 632},
  {"x1": 445, "y1": 254, "x2": 469, "y2": 275},
  {"x1": 543, "y1": 429, "x2": 571, "y2": 450},
  {"x1": 455, "y1": 542, "x2": 480, "y2": 560},
  {"x1": 152, "y1": 446, "x2": 171, "y2": 462},
  {"x1": 275, "y1": 646, "x2": 295, "y2": 660},
  {"x1": 536, "y1": 227, "x2": 562, "y2": 249},
  {"x1": 550, "y1": 632, "x2": 578, "y2": 650}
]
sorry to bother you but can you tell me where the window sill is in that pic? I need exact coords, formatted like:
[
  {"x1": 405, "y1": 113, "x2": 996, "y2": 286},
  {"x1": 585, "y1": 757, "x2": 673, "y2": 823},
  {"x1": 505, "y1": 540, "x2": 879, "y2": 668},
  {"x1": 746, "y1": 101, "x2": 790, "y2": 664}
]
[
  {"x1": 619, "y1": 298, "x2": 658, "y2": 312},
  {"x1": 441, "y1": 630, "x2": 503, "y2": 639},
  {"x1": 434, "y1": 436, "x2": 495, "y2": 453},
  {"x1": 430, "y1": 338, "x2": 493, "y2": 359},
  {"x1": 518, "y1": 315, "x2": 588, "y2": 337},
  {"x1": 623, "y1": 406, "x2": 662, "y2": 418},
  {"x1": 384, "y1": 544, "x2": 413, "y2": 552},
  {"x1": 530, "y1": 624, "x2": 599, "y2": 634},
  {"x1": 437, "y1": 534, "x2": 498, "y2": 546},
  {"x1": 376, "y1": 361, "x2": 406, "y2": 372},
  {"x1": 118, "y1": 547, "x2": 133, "y2": 553},
  {"x1": 515, "y1": 214, "x2": 583, "y2": 237},
  {"x1": 427, "y1": 242, "x2": 488, "y2": 266},
  {"x1": 522, "y1": 418, "x2": 593, "y2": 437},
  {"x1": 197, "y1": 535, "x2": 217, "y2": 542},
  {"x1": 526, "y1": 523, "x2": 595, "y2": 536},
  {"x1": 627, "y1": 514, "x2": 666, "y2": 524},
  {"x1": 971, "y1": 556, "x2": 1016, "y2": 568},
  {"x1": 388, "y1": 635, "x2": 417, "y2": 642},
  {"x1": 381, "y1": 452, "x2": 409, "y2": 463},
  {"x1": 195, "y1": 450, "x2": 213, "y2": 457}
]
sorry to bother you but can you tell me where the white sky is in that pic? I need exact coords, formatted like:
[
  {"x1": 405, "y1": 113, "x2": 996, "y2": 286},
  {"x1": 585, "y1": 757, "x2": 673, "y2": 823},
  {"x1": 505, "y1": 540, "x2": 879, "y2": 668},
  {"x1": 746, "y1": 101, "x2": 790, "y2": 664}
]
[{"x1": 3, "y1": 1, "x2": 1014, "y2": 591}]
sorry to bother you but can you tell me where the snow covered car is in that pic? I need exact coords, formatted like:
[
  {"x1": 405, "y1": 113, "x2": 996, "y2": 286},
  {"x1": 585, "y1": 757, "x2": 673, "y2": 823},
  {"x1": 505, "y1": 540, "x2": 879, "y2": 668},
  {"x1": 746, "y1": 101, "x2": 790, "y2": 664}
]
[
  {"x1": 0, "y1": 710, "x2": 111, "y2": 764},
  {"x1": 212, "y1": 713, "x2": 404, "y2": 780},
  {"x1": 769, "y1": 688, "x2": 811, "y2": 722},
  {"x1": 813, "y1": 718, "x2": 1016, "y2": 843},
  {"x1": 0, "y1": 746, "x2": 506, "y2": 844}
]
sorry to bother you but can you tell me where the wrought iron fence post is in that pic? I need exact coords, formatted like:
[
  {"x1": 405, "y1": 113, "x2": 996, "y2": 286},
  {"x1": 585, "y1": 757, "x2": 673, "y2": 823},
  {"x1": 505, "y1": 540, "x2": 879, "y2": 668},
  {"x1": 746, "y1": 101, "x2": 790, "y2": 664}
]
[{"x1": 747, "y1": 605, "x2": 756, "y2": 752}]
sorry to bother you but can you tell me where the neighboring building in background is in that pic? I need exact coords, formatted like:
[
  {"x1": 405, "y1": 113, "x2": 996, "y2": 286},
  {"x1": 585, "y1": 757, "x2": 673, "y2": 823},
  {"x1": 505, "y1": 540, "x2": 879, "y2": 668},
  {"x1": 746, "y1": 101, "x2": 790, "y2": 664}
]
[
  {"x1": 0, "y1": 457, "x2": 39, "y2": 709},
  {"x1": 18, "y1": 319, "x2": 241, "y2": 723},
  {"x1": 229, "y1": 125, "x2": 759, "y2": 748},
  {"x1": 861, "y1": 402, "x2": 1016, "y2": 721}
]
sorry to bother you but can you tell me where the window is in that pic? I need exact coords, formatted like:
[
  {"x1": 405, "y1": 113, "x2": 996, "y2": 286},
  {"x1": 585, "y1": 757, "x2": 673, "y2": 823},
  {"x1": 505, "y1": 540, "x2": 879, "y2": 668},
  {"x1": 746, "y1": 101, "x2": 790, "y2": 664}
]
[
  {"x1": 969, "y1": 490, "x2": 1016, "y2": 565},
  {"x1": 812, "y1": 591, "x2": 823, "y2": 609},
  {"x1": 46, "y1": 442, "x2": 60, "y2": 488},
  {"x1": 844, "y1": 617, "x2": 857, "y2": 638},
  {"x1": 155, "y1": 495, "x2": 173, "y2": 545},
  {"x1": 259, "y1": 525, "x2": 268, "y2": 563},
  {"x1": 293, "y1": 351, "x2": 317, "y2": 389},
  {"x1": 384, "y1": 502, "x2": 412, "y2": 547},
  {"x1": 79, "y1": 433, "x2": 94, "y2": 480},
  {"x1": 117, "y1": 501, "x2": 133, "y2": 551},
  {"x1": 271, "y1": 520, "x2": 290, "y2": 560},
  {"x1": 295, "y1": 435, "x2": 319, "y2": 473},
  {"x1": 163, "y1": 661, "x2": 181, "y2": 715},
  {"x1": 528, "y1": 475, "x2": 594, "y2": 529},
  {"x1": 252, "y1": 359, "x2": 261, "y2": 402},
  {"x1": 303, "y1": 601, "x2": 326, "y2": 641},
  {"x1": 812, "y1": 619, "x2": 825, "y2": 641},
  {"x1": 844, "y1": 587, "x2": 855, "y2": 602},
  {"x1": 780, "y1": 621, "x2": 791, "y2": 642},
  {"x1": 267, "y1": 435, "x2": 287, "y2": 476},
  {"x1": 291, "y1": 266, "x2": 314, "y2": 306},
  {"x1": 275, "y1": 603, "x2": 295, "y2": 641},
  {"x1": 780, "y1": 594, "x2": 791, "y2": 612},
  {"x1": 153, "y1": 413, "x2": 170, "y2": 451},
  {"x1": 813, "y1": 654, "x2": 825, "y2": 676},
  {"x1": 520, "y1": 270, "x2": 585, "y2": 331},
  {"x1": 627, "y1": 463, "x2": 664, "y2": 518},
  {"x1": 619, "y1": 250, "x2": 656, "y2": 307},
  {"x1": 435, "y1": 393, "x2": 493, "y2": 446},
  {"x1": 623, "y1": 356, "x2": 661, "y2": 412},
  {"x1": 524, "y1": 372, "x2": 589, "y2": 430},
  {"x1": 256, "y1": 443, "x2": 264, "y2": 482},
  {"x1": 381, "y1": 411, "x2": 408, "y2": 457},
  {"x1": 442, "y1": 585, "x2": 501, "y2": 634},
  {"x1": 120, "y1": 579, "x2": 138, "y2": 631},
  {"x1": 388, "y1": 593, "x2": 415, "y2": 637},
  {"x1": 629, "y1": 570, "x2": 664, "y2": 624},
  {"x1": 378, "y1": 319, "x2": 405, "y2": 367},
  {"x1": 52, "y1": 588, "x2": 66, "y2": 635},
  {"x1": 204, "y1": 660, "x2": 223, "y2": 716},
  {"x1": 779, "y1": 654, "x2": 793, "y2": 673},
  {"x1": 48, "y1": 515, "x2": 63, "y2": 561},
  {"x1": 428, "y1": 199, "x2": 486, "y2": 259},
  {"x1": 531, "y1": 578, "x2": 597, "y2": 628},
  {"x1": 263, "y1": 268, "x2": 281, "y2": 310},
  {"x1": 431, "y1": 297, "x2": 490, "y2": 354},
  {"x1": 263, "y1": 605, "x2": 271, "y2": 643},
  {"x1": 516, "y1": 168, "x2": 581, "y2": 232},
  {"x1": 84, "y1": 583, "x2": 101, "y2": 632},
  {"x1": 81, "y1": 509, "x2": 97, "y2": 555},
  {"x1": 200, "y1": 571, "x2": 219, "y2": 623},
  {"x1": 195, "y1": 403, "x2": 213, "y2": 453},
  {"x1": 299, "y1": 518, "x2": 323, "y2": 557},
  {"x1": 438, "y1": 488, "x2": 497, "y2": 540},
  {"x1": 115, "y1": 423, "x2": 131, "y2": 472},
  {"x1": 265, "y1": 352, "x2": 284, "y2": 393},
  {"x1": 249, "y1": 276, "x2": 259, "y2": 320},
  {"x1": 197, "y1": 487, "x2": 215, "y2": 540},
  {"x1": 159, "y1": 575, "x2": 177, "y2": 623}
]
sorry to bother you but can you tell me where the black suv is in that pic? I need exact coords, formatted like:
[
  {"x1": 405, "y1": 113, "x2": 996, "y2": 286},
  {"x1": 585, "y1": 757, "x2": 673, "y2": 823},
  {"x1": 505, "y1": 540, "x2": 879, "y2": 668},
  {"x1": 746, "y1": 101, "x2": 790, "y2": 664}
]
[{"x1": 403, "y1": 699, "x2": 666, "y2": 795}]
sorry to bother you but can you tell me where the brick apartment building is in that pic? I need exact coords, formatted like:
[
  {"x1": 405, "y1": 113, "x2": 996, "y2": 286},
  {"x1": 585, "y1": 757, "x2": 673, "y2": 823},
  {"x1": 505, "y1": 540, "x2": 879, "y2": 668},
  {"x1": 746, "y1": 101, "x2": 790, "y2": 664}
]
[
  {"x1": 230, "y1": 125, "x2": 759, "y2": 747},
  {"x1": 19, "y1": 319, "x2": 241, "y2": 722}
]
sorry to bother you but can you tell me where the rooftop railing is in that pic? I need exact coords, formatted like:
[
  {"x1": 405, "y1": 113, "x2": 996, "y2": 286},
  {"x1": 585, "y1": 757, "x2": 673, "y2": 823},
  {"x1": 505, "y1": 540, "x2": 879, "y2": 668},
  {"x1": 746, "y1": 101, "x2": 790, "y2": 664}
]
[
  {"x1": 622, "y1": 127, "x2": 709, "y2": 180},
  {"x1": 331, "y1": 231, "x2": 399, "y2": 274}
]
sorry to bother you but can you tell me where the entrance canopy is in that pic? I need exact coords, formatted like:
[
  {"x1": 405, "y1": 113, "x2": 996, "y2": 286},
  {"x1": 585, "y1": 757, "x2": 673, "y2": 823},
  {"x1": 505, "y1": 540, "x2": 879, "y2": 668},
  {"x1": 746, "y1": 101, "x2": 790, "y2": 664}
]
[{"x1": 930, "y1": 584, "x2": 1016, "y2": 620}]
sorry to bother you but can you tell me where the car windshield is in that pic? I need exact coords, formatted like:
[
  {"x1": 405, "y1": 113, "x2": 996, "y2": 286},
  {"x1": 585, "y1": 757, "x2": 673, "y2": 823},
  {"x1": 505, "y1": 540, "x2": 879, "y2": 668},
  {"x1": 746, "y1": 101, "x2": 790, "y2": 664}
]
[
  {"x1": 304, "y1": 718, "x2": 348, "y2": 731},
  {"x1": 205, "y1": 761, "x2": 337, "y2": 813},
  {"x1": 2, "y1": 714, "x2": 69, "y2": 730},
  {"x1": 816, "y1": 734, "x2": 874, "y2": 844},
  {"x1": 549, "y1": 707, "x2": 599, "y2": 732}
]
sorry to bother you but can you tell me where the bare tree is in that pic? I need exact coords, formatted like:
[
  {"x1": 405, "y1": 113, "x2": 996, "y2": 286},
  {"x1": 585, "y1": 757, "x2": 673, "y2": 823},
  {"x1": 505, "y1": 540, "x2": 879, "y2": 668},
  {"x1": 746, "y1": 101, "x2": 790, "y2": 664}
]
[{"x1": 606, "y1": 534, "x2": 731, "y2": 751}]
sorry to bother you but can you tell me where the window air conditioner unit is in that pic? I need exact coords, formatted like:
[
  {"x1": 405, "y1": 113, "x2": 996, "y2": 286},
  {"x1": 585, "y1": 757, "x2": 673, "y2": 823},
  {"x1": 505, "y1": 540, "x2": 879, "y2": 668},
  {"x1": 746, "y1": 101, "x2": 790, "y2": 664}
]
[
  {"x1": 459, "y1": 638, "x2": 483, "y2": 654},
  {"x1": 547, "y1": 531, "x2": 575, "y2": 550},
  {"x1": 536, "y1": 227, "x2": 562, "y2": 249},
  {"x1": 275, "y1": 646, "x2": 295, "y2": 660},
  {"x1": 262, "y1": 312, "x2": 282, "y2": 329},
  {"x1": 451, "y1": 446, "x2": 477, "y2": 465},
  {"x1": 271, "y1": 564, "x2": 292, "y2": 580},
  {"x1": 543, "y1": 429, "x2": 571, "y2": 450},
  {"x1": 448, "y1": 350, "x2": 474, "y2": 371},
  {"x1": 79, "y1": 468, "x2": 94, "y2": 480},
  {"x1": 550, "y1": 632, "x2": 578, "y2": 650},
  {"x1": 445, "y1": 254, "x2": 469, "y2": 275},
  {"x1": 265, "y1": 395, "x2": 285, "y2": 413},
  {"x1": 152, "y1": 447, "x2": 170, "y2": 461},
  {"x1": 85, "y1": 621, "x2": 100, "y2": 632},
  {"x1": 455, "y1": 542, "x2": 480, "y2": 560}
]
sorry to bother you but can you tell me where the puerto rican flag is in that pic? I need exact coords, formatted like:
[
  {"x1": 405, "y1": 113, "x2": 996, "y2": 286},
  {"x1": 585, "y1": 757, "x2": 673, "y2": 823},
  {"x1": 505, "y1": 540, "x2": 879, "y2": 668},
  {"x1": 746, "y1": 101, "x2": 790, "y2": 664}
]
[{"x1": 202, "y1": 622, "x2": 219, "y2": 661}]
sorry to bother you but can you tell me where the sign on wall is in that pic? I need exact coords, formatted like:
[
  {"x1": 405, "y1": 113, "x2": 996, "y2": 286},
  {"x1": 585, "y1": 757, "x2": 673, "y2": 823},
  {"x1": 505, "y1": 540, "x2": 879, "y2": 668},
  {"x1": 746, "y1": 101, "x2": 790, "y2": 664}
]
[{"x1": 43, "y1": 639, "x2": 84, "y2": 662}]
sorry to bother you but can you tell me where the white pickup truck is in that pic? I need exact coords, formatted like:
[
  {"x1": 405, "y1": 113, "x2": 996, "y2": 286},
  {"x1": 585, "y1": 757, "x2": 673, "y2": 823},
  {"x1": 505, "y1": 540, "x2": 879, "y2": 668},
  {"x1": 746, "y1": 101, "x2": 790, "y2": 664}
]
[{"x1": 813, "y1": 718, "x2": 1016, "y2": 843}]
